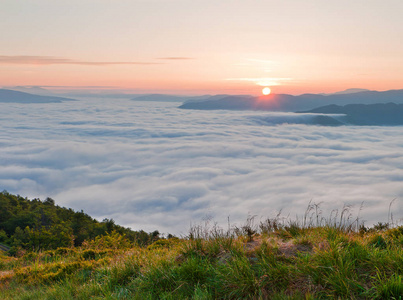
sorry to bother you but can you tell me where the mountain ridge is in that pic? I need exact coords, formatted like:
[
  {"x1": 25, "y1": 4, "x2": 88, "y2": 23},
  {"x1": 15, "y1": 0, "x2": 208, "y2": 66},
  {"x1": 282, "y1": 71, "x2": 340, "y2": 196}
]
[
  {"x1": 0, "y1": 89, "x2": 76, "y2": 103},
  {"x1": 298, "y1": 102, "x2": 403, "y2": 125},
  {"x1": 179, "y1": 89, "x2": 403, "y2": 112}
]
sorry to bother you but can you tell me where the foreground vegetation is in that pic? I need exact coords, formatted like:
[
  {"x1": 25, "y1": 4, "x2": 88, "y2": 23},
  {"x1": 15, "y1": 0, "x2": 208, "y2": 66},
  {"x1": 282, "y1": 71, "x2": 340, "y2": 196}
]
[
  {"x1": 1, "y1": 194, "x2": 403, "y2": 299},
  {"x1": 0, "y1": 191, "x2": 162, "y2": 255}
]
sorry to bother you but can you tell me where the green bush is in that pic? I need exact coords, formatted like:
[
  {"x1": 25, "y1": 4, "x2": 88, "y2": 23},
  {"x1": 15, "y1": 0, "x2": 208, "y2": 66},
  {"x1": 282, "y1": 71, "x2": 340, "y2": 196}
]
[
  {"x1": 147, "y1": 237, "x2": 180, "y2": 250},
  {"x1": 368, "y1": 234, "x2": 388, "y2": 249}
]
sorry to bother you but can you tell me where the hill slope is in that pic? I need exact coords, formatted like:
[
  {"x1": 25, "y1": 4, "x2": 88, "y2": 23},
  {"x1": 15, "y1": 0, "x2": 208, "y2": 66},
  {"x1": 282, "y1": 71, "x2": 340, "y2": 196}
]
[
  {"x1": 1, "y1": 201, "x2": 403, "y2": 299},
  {"x1": 298, "y1": 102, "x2": 403, "y2": 125},
  {"x1": 0, "y1": 191, "x2": 160, "y2": 253},
  {"x1": 0, "y1": 89, "x2": 75, "y2": 103},
  {"x1": 179, "y1": 89, "x2": 403, "y2": 112}
]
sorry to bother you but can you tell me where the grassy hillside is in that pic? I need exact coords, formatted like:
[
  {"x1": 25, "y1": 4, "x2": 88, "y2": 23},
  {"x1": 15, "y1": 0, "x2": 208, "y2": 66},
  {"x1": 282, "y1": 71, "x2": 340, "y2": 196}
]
[{"x1": 1, "y1": 200, "x2": 403, "y2": 299}]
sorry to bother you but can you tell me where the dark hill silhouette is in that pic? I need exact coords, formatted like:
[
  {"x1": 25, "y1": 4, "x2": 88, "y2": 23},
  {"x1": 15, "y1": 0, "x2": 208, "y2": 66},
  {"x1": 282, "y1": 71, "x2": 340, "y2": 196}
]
[
  {"x1": 180, "y1": 95, "x2": 256, "y2": 110},
  {"x1": 0, "y1": 89, "x2": 75, "y2": 103},
  {"x1": 320, "y1": 88, "x2": 370, "y2": 96},
  {"x1": 9, "y1": 86, "x2": 54, "y2": 96},
  {"x1": 298, "y1": 103, "x2": 403, "y2": 125},
  {"x1": 131, "y1": 94, "x2": 224, "y2": 103},
  {"x1": 179, "y1": 89, "x2": 403, "y2": 112}
]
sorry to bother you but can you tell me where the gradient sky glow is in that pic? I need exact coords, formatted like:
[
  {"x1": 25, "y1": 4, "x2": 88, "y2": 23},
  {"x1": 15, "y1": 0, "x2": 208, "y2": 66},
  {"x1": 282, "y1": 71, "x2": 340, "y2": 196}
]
[{"x1": 1, "y1": 0, "x2": 402, "y2": 95}]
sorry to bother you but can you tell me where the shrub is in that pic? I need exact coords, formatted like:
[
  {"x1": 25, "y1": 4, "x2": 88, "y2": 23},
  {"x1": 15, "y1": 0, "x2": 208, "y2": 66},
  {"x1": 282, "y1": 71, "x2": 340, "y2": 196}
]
[
  {"x1": 15, "y1": 260, "x2": 97, "y2": 284},
  {"x1": 55, "y1": 247, "x2": 76, "y2": 255},
  {"x1": 82, "y1": 231, "x2": 132, "y2": 250},
  {"x1": 81, "y1": 249, "x2": 107, "y2": 260},
  {"x1": 368, "y1": 234, "x2": 388, "y2": 249},
  {"x1": 147, "y1": 237, "x2": 180, "y2": 251}
]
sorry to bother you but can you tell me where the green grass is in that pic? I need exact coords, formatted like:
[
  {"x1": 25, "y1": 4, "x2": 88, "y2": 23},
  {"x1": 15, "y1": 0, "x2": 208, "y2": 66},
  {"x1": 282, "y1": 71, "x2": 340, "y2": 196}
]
[{"x1": 2, "y1": 213, "x2": 403, "y2": 299}]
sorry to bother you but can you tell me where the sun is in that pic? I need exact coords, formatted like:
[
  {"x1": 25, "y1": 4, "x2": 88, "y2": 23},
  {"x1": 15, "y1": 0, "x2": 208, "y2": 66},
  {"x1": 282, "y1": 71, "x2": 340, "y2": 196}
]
[{"x1": 262, "y1": 87, "x2": 271, "y2": 95}]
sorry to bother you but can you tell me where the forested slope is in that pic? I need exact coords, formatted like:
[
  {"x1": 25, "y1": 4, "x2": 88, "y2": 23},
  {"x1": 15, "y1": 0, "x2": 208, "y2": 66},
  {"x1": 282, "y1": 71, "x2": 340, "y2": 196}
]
[{"x1": 0, "y1": 191, "x2": 160, "y2": 254}]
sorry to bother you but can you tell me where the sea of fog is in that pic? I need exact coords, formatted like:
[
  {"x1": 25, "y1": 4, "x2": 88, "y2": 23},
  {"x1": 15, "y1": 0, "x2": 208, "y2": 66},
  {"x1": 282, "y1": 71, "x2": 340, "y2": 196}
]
[{"x1": 1, "y1": 99, "x2": 402, "y2": 235}]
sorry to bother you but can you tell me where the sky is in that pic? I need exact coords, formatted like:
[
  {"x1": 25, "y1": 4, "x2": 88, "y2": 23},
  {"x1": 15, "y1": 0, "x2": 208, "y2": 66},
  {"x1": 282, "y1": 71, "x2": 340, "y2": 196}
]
[
  {"x1": 1, "y1": 100, "x2": 402, "y2": 234},
  {"x1": 1, "y1": 0, "x2": 402, "y2": 95}
]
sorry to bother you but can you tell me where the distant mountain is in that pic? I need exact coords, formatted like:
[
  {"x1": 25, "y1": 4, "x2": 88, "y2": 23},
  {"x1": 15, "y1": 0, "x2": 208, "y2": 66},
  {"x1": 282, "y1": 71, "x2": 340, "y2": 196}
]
[
  {"x1": 321, "y1": 88, "x2": 370, "y2": 96},
  {"x1": 132, "y1": 94, "x2": 186, "y2": 102},
  {"x1": 0, "y1": 89, "x2": 75, "y2": 103},
  {"x1": 178, "y1": 94, "x2": 232, "y2": 103},
  {"x1": 179, "y1": 89, "x2": 403, "y2": 112},
  {"x1": 298, "y1": 103, "x2": 403, "y2": 125},
  {"x1": 131, "y1": 94, "x2": 226, "y2": 103},
  {"x1": 8, "y1": 86, "x2": 54, "y2": 96},
  {"x1": 180, "y1": 95, "x2": 256, "y2": 110}
]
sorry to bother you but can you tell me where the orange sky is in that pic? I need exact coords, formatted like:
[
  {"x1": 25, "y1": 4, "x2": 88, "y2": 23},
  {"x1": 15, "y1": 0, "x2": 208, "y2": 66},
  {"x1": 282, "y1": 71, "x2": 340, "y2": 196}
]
[{"x1": 1, "y1": 0, "x2": 402, "y2": 95}]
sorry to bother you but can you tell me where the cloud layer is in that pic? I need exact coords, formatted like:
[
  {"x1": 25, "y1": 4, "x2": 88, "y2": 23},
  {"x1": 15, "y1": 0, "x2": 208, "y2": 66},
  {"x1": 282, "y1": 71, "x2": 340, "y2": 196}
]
[
  {"x1": 1, "y1": 99, "x2": 402, "y2": 234},
  {"x1": 0, "y1": 55, "x2": 194, "y2": 66}
]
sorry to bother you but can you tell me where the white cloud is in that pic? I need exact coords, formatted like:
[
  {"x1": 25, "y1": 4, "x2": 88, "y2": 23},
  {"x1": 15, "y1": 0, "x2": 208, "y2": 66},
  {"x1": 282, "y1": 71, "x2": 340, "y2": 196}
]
[
  {"x1": 0, "y1": 55, "x2": 161, "y2": 66},
  {"x1": 1, "y1": 100, "x2": 402, "y2": 234}
]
